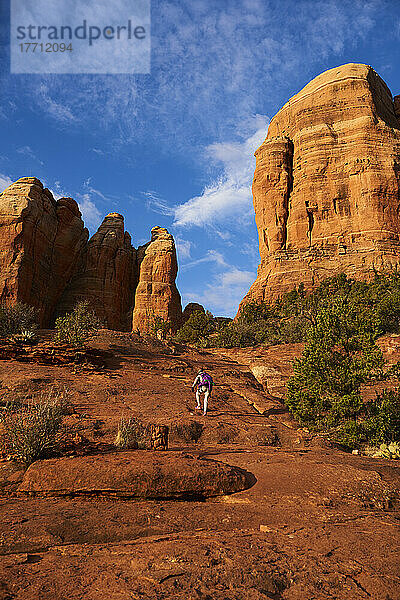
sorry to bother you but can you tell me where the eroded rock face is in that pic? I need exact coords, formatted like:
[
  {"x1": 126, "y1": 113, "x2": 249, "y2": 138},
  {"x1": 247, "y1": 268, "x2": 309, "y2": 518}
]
[
  {"x1": 132, "y1": 226, "x2": 182, "y2": 333},
  {"x1": 57, "y1": 213, "x2": 137, "y2": 331},
  {"x1": 1, "y1": 179, "x2": 183, "y2": 331},
  {"x1": 0, "y1": 177, "x2": 88, "y2": 326},
  {"x1": 242, "y1": 63, "x2": 400, "y2": 307}
]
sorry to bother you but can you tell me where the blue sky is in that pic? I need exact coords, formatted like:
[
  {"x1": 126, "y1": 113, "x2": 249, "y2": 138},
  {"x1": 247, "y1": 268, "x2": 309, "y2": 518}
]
[{"x1": 1, "y1": 0, "x2": 399, "y2": 317}]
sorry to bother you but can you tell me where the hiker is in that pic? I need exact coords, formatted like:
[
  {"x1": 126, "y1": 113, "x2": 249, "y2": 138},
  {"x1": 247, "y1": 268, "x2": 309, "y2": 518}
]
[{"x1": 192, "y1": 368, "x2": 213, "y2": 415}]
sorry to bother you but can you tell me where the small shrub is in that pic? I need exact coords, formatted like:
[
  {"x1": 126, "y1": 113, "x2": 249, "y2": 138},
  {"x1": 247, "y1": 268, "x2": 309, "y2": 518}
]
[
  {"x1": 215, "y1": 424, "x2": 239, "y2": 444},
  {"x1": 332, "y1": 420, "x2": 367, "y2": 450},
  {"x1": 55, "y1": 301, "x2": 100, "y2": 347},
  {"x1": 372, "y1": 442, "x2": 400, "y2": 459},
  {"x1": 328, "y1": 390, "x2": 400, "y2": 450},
  {"x1": 0, "y1": 389, "x2": 72, "y2": 464},
  {"x1": 252, "y1": 429, "x2": 279, "y2": 446},
  {"x1": 173, "y1": 421, "x2": 203, "y2": 443},
  {"x1": 0, "y1": 303, "x2": 38, "y2": 339},
  {"x1": 11, "y1": 329, "x2": 39, "y2": 344},
  {"x1": 115, "y1": 416, "x2": 148, "y2": 449},
  {"x1": 362, "y1": 388, "x2": 400, "y2": 446},
  {"x1": 144, "y1": 309, "x2": 171, "y2": 339},
  {"x1": 286, "y1": 297, "x2": 384, "y2": 430},
  {"x1": 151, "y1": 316, "x2": 171, "y2": 339}
]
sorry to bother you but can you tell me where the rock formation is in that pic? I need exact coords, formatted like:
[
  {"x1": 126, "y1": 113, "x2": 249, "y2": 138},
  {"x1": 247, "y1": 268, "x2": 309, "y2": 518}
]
[
  {"x1": 132, "y1": 226, "x2": 182, "y2": 333},
  {"x1": 241, "y1": 63, "x2": 400, "y2": 308},
  {"x1": 182, "y1": 302, "x2": 205, "y2": 324},
  {"x1": 18, "y1": 451, "x2": 248, "y2": 499},
  {"x1": 57, "y1": 213, "x2": 137, "y2": 331},
  {"x1": 0, "y1": 178, "x2": 183, "y2": 331},
  {"x1": 0, "y1": 177, "x2": 88, "y2": 326}
]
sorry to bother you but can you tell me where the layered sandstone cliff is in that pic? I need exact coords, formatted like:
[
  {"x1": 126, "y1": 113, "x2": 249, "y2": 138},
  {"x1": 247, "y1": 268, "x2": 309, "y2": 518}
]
[
  {"x1": 132, "y1": 226, "x2": 182, "y2": 334},
  {"x1": 241, "y1": 63, "x2": 400, "y2": 307},
  {"x1": 0, "y1": 178, "x2": 183, "y2": 331},
  {"x1": 57, "y1": 213, "x2": 137, "y2": 331},
  {"x1": 0, "y1": 177, "x2": 88, "y2": 326}
]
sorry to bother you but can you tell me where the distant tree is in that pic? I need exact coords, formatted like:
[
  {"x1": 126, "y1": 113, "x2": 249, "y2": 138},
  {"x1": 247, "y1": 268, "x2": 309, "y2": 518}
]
[{"x1": 174, "y1": 310, "x2": 215, "y2": 345}]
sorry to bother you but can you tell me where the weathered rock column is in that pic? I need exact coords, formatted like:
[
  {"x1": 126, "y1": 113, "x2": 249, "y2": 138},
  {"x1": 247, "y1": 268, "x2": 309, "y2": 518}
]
[
  {"x1": 57, "y1": 213, "x2": 137, "y2": 331},
  {"x1": 253, "y1": 136, "x2": 294, "y2": 258},
  {"x1": 132, "y1": 226, "x2": 182, "y2": 334}
]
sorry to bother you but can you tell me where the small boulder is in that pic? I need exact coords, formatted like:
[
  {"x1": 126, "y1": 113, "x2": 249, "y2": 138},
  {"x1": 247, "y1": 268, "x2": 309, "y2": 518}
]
[{"x1": 18, "y1": 451, "x2": 249, "y2": 499}]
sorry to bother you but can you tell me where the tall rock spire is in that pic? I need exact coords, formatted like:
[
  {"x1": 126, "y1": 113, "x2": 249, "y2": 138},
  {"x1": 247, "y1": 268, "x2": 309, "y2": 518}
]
[{"x1": 132, "y1": 226, "x2": 182, "y2": 333}]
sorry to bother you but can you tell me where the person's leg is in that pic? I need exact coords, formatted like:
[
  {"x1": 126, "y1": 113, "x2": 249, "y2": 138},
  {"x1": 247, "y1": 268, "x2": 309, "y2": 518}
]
[
  {"x1": 195, "y1": 389, "x2": 201, "y2": 409},
  {"x1": 203, "y1": 389, "x2": 209, "y2": 415}
]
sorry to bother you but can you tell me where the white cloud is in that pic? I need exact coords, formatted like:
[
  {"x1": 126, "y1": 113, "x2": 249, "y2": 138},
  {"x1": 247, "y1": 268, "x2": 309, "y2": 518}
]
[
  {"x1": 0, "y1": 174, "x2": 13, "y2": 193},
  {"x1": 49, "y1": 180, "x2": 70, "y2": 200},
  {"x1": 38, "y1": 84, "x2": 78, "y2": 123},
  {"x1": 10, "y1": 0, "x2": 379, "y2": 150},
  {"x1": 180, "y1": 248, "x2": 255, "y2": 316},
  {"x1": 50, "y1": 178, "x2": 117, "y2": 231},
  {"x1": 181, "y1": 249, "x2": 227, "y2": 271},
  {"x1": 16, "y1": 145, "x2": 44, "y2": 166},
  {"x1": 174, "y1": 235, "x2": 193, "y2": 261},
  {"x1": 188, "y1": 262, "x2": 255, "y2": 317},
  {"x1": 143, "y1": 191, "x2": 174, "y2": 216},
  {"x1": 82, "y1": 178, "x2": 120, "y2": 207},
  {"x1": 173, "y1": 115, "x2": 268, "y2": 228},
  {"x1": 77, "y1": 193, "x2": 102, "y2": 230},
  {"x1": 240, "y1": 241, "x2": 259, "y2": 266}
]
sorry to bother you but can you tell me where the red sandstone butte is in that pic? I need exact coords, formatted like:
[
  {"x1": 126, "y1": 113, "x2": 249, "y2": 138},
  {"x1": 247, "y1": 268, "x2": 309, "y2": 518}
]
[
  {"x1": 0, "y1": 178, "x2": 183, "y2": 331},
  {"x1": 241, "y1": 63, "x2": 400, "y2": 309}
]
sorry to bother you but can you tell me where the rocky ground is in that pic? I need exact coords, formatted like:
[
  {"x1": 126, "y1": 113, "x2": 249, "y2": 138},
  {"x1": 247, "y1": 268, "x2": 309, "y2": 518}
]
[{"x1": 0, "y1": 331, "x2": 399, "y2": 600}]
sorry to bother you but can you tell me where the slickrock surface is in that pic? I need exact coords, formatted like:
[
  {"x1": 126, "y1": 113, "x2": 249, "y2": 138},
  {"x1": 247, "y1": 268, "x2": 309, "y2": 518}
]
[
  {"x1": 133, "y1": 226, "x2": 183, "y2": 333},
  {"x1": 0, "y1": 177, "x2": 88, "y2": 326},
  {"x1": 242, "y1": 63, "x2": 400, "y2": 307},
  {"x1": 57, "y1": 213, "x2": 137, "y2": 331},
  {"x1": 0, "y1": 330, "x2": 399, "y2": 599}
]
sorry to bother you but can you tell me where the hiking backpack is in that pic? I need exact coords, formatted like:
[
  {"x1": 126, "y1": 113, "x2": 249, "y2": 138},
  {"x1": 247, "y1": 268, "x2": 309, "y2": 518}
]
[{"x1": 199, "y1": 372, "x2": 213, "y2": 389}]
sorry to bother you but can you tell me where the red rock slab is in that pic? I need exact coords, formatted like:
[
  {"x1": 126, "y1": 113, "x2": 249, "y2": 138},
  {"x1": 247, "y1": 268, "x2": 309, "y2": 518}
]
[{"x1": 18, "y1": 450, "x2": 249, "y2": 499}]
